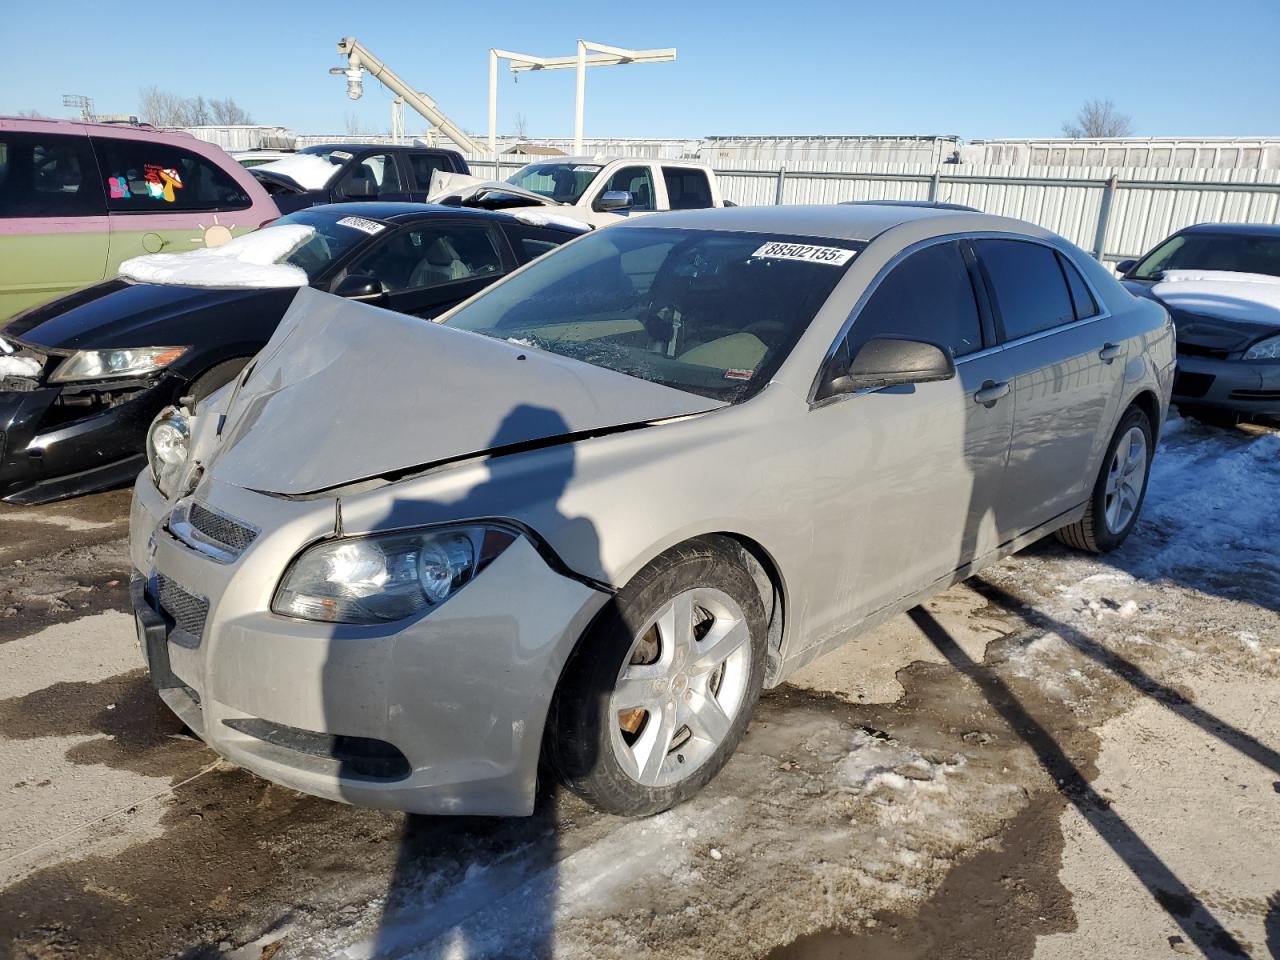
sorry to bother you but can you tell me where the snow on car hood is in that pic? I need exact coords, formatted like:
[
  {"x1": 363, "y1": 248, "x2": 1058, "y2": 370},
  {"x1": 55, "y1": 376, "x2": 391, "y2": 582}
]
[
  {"x1": 209, "y1": 288, "x2": 724, "y2": 495},
  {"x1": 118, "y1": 225, "x2": 313, "y2": 289},
  {"x1": 1151, "y1": 270, "x2": 1280, "y2": 327},
  {"x1": 252, "y1": 153, "x2": 343, "y2": 191}
]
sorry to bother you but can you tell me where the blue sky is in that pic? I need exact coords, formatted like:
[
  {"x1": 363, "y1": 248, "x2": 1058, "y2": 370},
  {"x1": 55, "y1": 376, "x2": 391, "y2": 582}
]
[{"x1": 6, "y1": 0, "x2": 1278, "y2": 141}]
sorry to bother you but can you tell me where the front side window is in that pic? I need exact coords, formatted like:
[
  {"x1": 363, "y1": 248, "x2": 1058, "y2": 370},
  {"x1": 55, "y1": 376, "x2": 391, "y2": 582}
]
[
  {"x1": 505, "y1": 224, "x2": 571, "y2": 263},
  {"x1": 845, "y1": 241, "x2": 983, "y2": 359},
  {"x1": 662, "y1": 167, "x2": 714, "y2": 210},
  {"x1": 344, "y1": 223, "x2": 503, "y2": 294},
  {"x1": 1129, "y1": 232, "x2": 1280, "y2": 280},
  {"x1": 272, "y1": 210, "x2": 388, "y2": 281},
  {"x1": 93, "y1": 137, "x2": 251, "y2": 213},
  {"x1": 0, "y1": 132, "x2": 105, "y2": 218},
  {"x1": 506, "y1": 162, "x2": 602, "y2": 204},
  {"x1": 442, "y1": 226, "x2": 862, "y2": 402},
  {"x1": 601, "y1": 166, "x2": 655, "y2": 211},
  {"x1": 338, "y1": 153, "x2": 402, "y2": 198},
  {"x1": 974, "y1": 239, "x2": 1075, "y2": 341}
]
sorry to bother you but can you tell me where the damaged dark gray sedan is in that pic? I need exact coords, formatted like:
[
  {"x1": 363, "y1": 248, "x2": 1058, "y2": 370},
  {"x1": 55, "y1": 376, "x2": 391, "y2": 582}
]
[{"x1": 129, "y1": 205, "x2": 1173, "y2": 817}]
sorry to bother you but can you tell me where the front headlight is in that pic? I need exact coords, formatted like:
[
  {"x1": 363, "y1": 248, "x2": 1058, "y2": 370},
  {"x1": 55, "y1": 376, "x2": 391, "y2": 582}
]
[
  {"x1": 1242, "y1": 334, "x2": 1280, "y2": 361},
  {"x1": 50, "y1": 346, "x2": 187, "y2": 383},
  {"x1": 146, "y1": 407, "x2": 191, "y2": 493},
  {"x1": 272, "y1": 524, "x2": 519, "y2": 624}
]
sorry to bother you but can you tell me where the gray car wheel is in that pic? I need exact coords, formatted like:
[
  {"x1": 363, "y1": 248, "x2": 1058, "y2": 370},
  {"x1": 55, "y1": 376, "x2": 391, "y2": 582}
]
[
  {"x1": 1056, "y1": 405, "x2": 1154, "y2": 554},
  {"x1": 545, "y1": 537, "x2": 768, "y2": 816}
]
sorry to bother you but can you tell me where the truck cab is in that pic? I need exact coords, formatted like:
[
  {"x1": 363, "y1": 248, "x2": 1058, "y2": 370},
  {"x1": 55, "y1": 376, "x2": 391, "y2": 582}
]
[{"x1": 252, "y1": 143, "x2": 470, "y2": 214}]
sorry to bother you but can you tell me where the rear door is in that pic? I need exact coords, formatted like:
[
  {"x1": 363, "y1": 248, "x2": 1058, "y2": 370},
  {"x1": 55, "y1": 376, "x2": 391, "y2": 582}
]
[
  {"x1": 971, "y1": 237, "x2": 1126, "y2": 539},
  {"x1": 405, "y1": 152, "x2": 456, "y2": 199},
  {"x1": 333, "y1": 220, "x2": 513, "y2": 319},
  {"x1": 660, "y1": 165, "x2": 715, "y2": 211},
  {"x1": 0, "y1": 129, "x2": 109, "y2": 319},
  {"x1": 332, "y1": 151, "x2": 411, "y2": 203},
  {"x1": 805, "y1": 238, "x2": 1013, "y2": 643}
]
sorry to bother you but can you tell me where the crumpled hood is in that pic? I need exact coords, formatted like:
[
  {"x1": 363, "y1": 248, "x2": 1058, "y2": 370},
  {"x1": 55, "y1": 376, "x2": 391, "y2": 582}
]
[
  {"x1": 1148, "y1": 270, "x2": 1280, "y2": 351},
  {"x1": 209, "y1": 288, "x2": 724, "y2": 496}
]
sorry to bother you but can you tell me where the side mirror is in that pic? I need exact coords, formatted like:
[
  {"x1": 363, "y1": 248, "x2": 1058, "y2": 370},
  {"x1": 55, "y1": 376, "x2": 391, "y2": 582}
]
[
  {"x1": 333, "y1": 274, "x2": 388, "y2": 302},
  {"x1": 828, "y1": 337, "x2": 956, "y2": 395},
  {"x1": 1114, "y1": 258, "x2": 1137, "y2": 276},
  {"x1": 594, "y1": 190, "x2": 633, "y2": 213}
]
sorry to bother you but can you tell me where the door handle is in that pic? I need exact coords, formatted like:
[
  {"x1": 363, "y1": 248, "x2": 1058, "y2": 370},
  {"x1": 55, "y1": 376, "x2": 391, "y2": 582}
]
[
  {"x1": 1099, "y1": 342, "x2": 1123, "y2": 362},
  {"x1": 973, "y1": 380, "x2": 1011, "y2": 406}
]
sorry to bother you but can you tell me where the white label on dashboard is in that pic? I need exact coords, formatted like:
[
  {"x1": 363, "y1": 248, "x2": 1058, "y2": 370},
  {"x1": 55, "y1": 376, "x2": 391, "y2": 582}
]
[{"x1": 751, "y1": 242, "x2": 856, "y2": 266}]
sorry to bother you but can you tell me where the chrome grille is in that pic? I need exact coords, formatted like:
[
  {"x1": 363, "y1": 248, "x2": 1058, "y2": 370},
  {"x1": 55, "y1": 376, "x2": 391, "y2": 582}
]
[
  {"x1": 188, "y1": 503, "x2": 258, "y2": 553},
  {"x1": 156, "y1": 574, "x2": 209, "y2": 641}
]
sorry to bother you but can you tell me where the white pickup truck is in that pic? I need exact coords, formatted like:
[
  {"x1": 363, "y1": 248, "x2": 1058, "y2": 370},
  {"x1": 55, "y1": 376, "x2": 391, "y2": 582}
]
[{"x1": 429, "y1": 156, "x2": 727, "y2": 229}]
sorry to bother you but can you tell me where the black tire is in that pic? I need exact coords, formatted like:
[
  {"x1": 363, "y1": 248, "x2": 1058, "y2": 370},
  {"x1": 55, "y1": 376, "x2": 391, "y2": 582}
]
[
  {"x1": 545, "y1": 536, "x2": 768, "y2": 816},
  {"x1": 1056, "y1": 405, "x2": 1153, "y2": 554},
  {"x1": 188, "y1": 357, "x2": 251, "y2": 403}
]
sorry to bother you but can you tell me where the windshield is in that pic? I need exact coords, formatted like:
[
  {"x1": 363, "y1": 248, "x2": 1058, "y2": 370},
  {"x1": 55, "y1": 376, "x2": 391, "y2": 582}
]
[
  {"x1": 441, "y1": 227, "x2": 862, "y2": 402},
  {"x1": 274, "y1": 210, "x2": 382, "y2": 281},
  {"x1": 506, "y1": 162, "x2": 603, "y2": 204},
  {"x1": 1131, "y1": 232, "x2": 1280, "y2": 280}
]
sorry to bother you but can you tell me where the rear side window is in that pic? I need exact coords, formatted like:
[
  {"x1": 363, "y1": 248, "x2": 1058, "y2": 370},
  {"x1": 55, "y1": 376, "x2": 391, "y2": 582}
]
[
  {"x1": 1058, "y1": 252, "x2": 1099, "y2": 320},
  {"x1": 602, "y1": 166, "x2": 655, "y2": 211},
  {"x1": 408, "y1": 153, "x2": 451, "y2": 191},
  {"x1": 504, "y1": 224, "x2": 570, "y2": 263},
  {"x1": 93, "y1": 137, "x2": 251, "y2": 212},
  {"x1": 0, "y1": 132, "x2": 106, "y2": 218},
  {"x1": 662, "y1": 167, "x2": 714, "y2": 210},
  {"x1": 846, "y1": 240, "x2": 983, "y2": 359},
  {"x1": 974, "y1": 239, "x2": 1075, "y2": 341}
]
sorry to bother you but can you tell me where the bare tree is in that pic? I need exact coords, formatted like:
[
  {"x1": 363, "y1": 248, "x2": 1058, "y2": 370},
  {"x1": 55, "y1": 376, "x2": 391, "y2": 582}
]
[
  {"x1": 512, "y1": 112, "x2": 529, "y2": 139},
  {"x1": 1062, "y1": 99, "x2": 1133, "y2": 139},
  {"x1": 209, "y1": 97, "x2": 253, "y2": 125},
  {"x1": 138, "y1": 85, "x2": 184, "y2": 125},
  {"x1": 17, "y1": 108, "x2": 46, "y2": 118}
]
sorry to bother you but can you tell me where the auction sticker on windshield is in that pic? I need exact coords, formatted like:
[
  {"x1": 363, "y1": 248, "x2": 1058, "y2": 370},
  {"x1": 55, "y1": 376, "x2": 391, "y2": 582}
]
[
  {"x1": 336, "y1": 216, "x2": 386, "y2": 235},
  {"x1": 752, "y1": 242, "x2": 856, "y2": 266}
]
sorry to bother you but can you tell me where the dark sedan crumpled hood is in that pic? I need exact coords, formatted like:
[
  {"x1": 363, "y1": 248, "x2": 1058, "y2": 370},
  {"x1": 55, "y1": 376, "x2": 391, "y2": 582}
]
[
  {"x1": 1137, "y1": 271, "x2": 1280, "y2": 352},
  {"x1": 209, "y1": 288, "x2": 725, "y2": 496},
  {"x1": 4, "y1": 280, "x2": 295, "y2": 351}
]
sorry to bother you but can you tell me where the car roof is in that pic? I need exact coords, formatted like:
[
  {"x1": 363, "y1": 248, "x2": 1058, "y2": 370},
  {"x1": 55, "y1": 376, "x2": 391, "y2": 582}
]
[
  {"x1": 302, "y1": 142, "x2": 460, "y2": 154},
  {"x1": 1179, "y1": 222, "x2": 1280, "y2": 238},
  {"x1": 612, "y1": 203, "x2": 1011, "y2": 242},
  {"x1": 300, "y1": 201, "x2": 587, "y2": 232}
]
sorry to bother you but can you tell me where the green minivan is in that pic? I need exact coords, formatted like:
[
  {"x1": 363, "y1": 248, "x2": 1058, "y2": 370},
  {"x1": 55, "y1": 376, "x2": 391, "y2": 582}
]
[{"x1": 0, "y1": 117, "x2": 278, "y2": 320}]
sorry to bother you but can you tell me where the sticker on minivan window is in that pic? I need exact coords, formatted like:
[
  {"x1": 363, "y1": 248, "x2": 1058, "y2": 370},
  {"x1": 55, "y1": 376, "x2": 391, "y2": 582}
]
[
  {"x1": 336, "y1": 216, "x2": 386, "y2": 235},
  {"x1": 751, "y1": 242, "x2": 856, "y2": 266}
]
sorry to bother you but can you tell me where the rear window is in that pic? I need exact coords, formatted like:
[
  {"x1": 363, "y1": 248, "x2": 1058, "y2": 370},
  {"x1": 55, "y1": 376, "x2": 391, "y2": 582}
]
[
  {"x1": 93, "y1": 137, "x2": 252, "y2": 213},
  {"x1": 662, "y1": 167, "x2": 714, "y2": 210},
  {"x1": 408, "y1": 153, "x2": 452, "y2": 191},
  {"x1": 0, "y1": 131, "x2": 106, "y2": 218},
  {"x1": 974, "y1": 239, "x2": 1075, "y2": 341}
]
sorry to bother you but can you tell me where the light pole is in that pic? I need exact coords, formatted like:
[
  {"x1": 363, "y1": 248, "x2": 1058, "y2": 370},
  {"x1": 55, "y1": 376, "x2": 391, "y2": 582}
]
[{"x1": 491, "y1": 40, "x2": 675, "y2": 160}]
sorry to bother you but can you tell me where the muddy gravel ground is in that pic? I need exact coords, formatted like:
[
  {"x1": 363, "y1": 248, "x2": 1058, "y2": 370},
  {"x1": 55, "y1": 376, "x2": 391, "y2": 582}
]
[{"x1": 1, "y1": 416, "x2": 1277, "y2": 960}]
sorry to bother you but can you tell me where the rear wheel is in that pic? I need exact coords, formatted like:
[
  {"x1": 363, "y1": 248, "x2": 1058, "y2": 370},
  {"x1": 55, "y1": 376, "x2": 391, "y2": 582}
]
[
  {"x1": 1056, "y1": 406, "x2": 1153, "y2": 553},
  {"x1": 545, "y1": 538, "x2": 767, "y2": 816}
]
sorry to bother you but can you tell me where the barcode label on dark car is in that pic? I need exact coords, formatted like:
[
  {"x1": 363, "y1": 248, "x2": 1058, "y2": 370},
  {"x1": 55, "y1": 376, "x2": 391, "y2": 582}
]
[{"x1": 752, "y1": 242, "x2": 856, "y2": 266}]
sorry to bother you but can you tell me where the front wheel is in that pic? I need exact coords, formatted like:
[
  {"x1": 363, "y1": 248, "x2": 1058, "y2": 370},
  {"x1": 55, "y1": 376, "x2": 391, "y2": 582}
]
[
  {"x1": 545, "y1": 538, "x2": 768, "y2": 816},
  {"x1": 1056, "y1": 405, "x2": 1154, "y2": 553}
]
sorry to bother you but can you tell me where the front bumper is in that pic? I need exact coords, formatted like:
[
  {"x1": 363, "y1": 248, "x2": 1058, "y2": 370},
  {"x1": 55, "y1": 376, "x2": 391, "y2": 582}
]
[
  {"x1": 1, "y1": 375, "x2": 175, "y2": 503},
  {"x1": 129, "y1": 474, "x2": 610, "y2": 816},
  {"x1": 1172, "y1": 354, "x2": 1280, "y2": 416}
]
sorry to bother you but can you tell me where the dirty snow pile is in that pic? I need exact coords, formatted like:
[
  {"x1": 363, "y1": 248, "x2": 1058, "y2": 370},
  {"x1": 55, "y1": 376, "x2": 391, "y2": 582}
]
[
  {"x1": 838, "y1": 729, "x2": 964, "y2": 800},
  {"x1": 0, "y1": 356, "x2": 43, "y2": 379},
  {"x1": 1152, "y1": 270, "x2": 1280, "y2": 326},
  {"x1": 118, "y1": 225, "x2": 314, "y2": 289},
  {"x1": 255, "y1": 154, "x2": 343, "y2": 191}
]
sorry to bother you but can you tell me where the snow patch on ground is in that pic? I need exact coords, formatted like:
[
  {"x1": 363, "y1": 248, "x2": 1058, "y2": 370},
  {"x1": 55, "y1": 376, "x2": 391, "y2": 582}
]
[
  {"x1": 118, "y1": 225, "x2": 313, "y2": 288},
  {"x1": 838, "y1": 730, "x2": 963, "y2": 800}
]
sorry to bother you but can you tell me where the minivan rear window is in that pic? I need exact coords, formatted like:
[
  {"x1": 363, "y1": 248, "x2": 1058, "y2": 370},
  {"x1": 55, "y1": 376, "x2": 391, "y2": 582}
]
[
  {"x1": 0, "y1": 132, "x2": 106, "y2": 218},
  {"x1": 93, "y1": 137, "x2": 252, "y2": 213}
]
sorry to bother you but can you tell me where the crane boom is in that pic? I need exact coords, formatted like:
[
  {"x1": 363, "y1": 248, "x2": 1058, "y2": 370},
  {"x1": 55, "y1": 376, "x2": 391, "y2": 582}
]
[{"x1": 336, "y1": 37, "x2": 485, "y2": 156}]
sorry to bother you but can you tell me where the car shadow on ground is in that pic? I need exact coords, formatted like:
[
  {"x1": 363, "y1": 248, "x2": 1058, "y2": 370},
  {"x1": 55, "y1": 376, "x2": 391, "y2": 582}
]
[{"x1": 908, "y1": 604, "x2": 1249, "y2": 957}]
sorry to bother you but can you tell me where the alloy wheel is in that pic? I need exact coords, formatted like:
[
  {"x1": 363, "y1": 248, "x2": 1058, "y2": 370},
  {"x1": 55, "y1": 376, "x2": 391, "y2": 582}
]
[{"x1": 1104, "y1": 425, "x2": 1148, "y2": 534}]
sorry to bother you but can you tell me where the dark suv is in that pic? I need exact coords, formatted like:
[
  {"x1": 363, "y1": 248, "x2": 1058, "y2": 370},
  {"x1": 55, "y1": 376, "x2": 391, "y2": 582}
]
[{"x1": 252, "y1": 143, "x2": 470, "y2": 214}]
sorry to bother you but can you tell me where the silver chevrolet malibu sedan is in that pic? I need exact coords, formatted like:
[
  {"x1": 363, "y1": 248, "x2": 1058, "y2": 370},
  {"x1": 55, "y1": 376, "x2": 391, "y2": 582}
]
[{"x1": 129, "y1": 205, "x2": 1174, "y2": 816}]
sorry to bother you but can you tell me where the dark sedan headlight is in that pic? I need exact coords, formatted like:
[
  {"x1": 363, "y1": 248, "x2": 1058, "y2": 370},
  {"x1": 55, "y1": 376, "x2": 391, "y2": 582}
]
[
  {"x1": 50, "y1": 346, "x2": 188, "y2": 383},
  {"x1": 1242, "y1": 334, "x2": 1280, "y2": 361},
  {"x1": 272, "y1": 524, "x2": 519, "y2": 624},
  {"x1": 146, "y1": 407, "x2": 191, "y2": 494}
]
